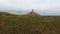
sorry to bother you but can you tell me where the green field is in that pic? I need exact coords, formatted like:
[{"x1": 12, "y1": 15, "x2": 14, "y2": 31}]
[{"x1": 0, "y1": 12, "x2": 60, "y2": 34}]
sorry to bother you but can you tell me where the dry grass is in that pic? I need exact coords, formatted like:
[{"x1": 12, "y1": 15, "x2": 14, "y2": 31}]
[{"x1": 0, "y1": 12, "x2": 60, "y2": 34}]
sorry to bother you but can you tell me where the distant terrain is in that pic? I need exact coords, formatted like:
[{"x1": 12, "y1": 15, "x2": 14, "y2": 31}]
[{"x1": 0, "y1": 12, "x2": 60, "y2": 34}]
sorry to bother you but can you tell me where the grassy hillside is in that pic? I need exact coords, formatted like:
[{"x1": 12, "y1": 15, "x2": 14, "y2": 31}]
[{"x1": 0, "y1": 12, "x2": 60, "y2": 34}]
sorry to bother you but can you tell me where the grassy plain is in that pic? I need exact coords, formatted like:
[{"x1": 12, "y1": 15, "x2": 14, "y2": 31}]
[{"x1": 0, "y1": 12, "x2": 60, "y2": 34}]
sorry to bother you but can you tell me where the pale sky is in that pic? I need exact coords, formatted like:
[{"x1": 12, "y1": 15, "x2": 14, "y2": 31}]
[{"x1": 0, "y1": 0, "x2": 60, "y2": 15}]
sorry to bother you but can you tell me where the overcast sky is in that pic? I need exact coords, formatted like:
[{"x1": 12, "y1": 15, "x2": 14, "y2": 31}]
[{"x1": 0, "y1": 0, "x2": 60, "y2": 15}]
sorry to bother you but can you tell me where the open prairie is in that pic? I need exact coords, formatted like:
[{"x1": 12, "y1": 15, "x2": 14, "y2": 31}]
[{"x1": 0, "y1": 12, "x2": 60, "y2": 34}]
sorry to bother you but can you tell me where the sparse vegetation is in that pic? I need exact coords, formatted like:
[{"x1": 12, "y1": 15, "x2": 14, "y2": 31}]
[{"x1": 0, "y1": 12, "x2": 60, "y2": 34}]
